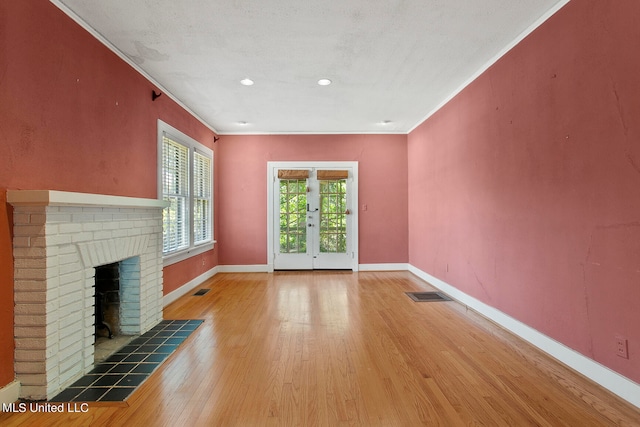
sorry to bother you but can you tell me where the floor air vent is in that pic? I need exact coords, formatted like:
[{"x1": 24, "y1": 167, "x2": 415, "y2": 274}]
[
  {"x1": 405, "y1": 291, "x2": 451, "y2": 302},
  {"x1": 193, "y1": 289, "x2": 210, "y2": 296}
]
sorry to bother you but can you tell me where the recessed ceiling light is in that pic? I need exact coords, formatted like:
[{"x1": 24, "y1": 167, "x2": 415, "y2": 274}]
[
  {"x1": 378, "y1": 120, "x2": 393, "y2": 125},
  {"x1": 237, "y1": 121, "x2": 249, "y2": 126},
  {"x1": 240, "y1": 78, "x2": 254, "y2": 86},
  {"x1": 317, "y1": 78, "x2": 332, "y2": 86}
]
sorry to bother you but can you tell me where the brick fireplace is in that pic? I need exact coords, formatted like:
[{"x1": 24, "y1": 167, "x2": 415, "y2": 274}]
[{"x1": 8, "y1": 190, "x2": 168, "y2": 400}]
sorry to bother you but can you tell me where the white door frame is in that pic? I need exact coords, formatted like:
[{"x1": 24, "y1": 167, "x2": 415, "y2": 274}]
[{"x1": 267, "y1": 161, "x2": 359, "y2": 272}]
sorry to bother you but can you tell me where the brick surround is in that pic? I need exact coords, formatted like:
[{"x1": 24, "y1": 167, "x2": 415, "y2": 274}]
[{"x1": 8, "y1": 191, "x2": 168, "y2": 400}]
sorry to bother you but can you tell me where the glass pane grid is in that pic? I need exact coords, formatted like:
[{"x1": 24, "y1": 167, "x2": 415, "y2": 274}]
[
  {"x1": 279, "y1": 179, "x2": 307, "y2": 254},
  {"x1": 319, "y1": 179, "x2": 347, "y2": 253}
]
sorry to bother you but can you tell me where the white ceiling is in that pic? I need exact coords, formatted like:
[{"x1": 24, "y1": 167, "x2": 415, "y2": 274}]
[{"x1": 53, "y1": 0, "x2": 567, "y2": 135}]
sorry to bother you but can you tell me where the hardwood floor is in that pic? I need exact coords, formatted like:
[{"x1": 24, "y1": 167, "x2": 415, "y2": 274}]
[{"x1": 1, "y1": 271, "x2": 639, "y2": 426}]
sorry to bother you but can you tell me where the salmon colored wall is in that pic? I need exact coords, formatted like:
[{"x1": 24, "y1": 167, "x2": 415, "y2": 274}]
[
  {"x1": 217, "y1": 134, "x2": 408, "y2": 266},
  {"x1": 408, "y1": 0, "x2": 640, "y2": 382},
  {"x1": 0, "y1": 1, "x2": 217, "y2": 386},
  {"x1": 0, "y1": 191, "x2": 13, "y2": 386}
]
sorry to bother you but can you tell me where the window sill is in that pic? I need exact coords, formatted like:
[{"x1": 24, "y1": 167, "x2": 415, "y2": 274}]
[{"x1": 163, "y1": 241, "x2": 216, "y2": 267}]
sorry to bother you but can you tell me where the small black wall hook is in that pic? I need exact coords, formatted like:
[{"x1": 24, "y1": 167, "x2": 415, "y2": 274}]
[
  {"x1": 152, "y1": 90, "x2": 162, "y2": 101},
  {"x1": 213, "y1": 136, "x2": 220, "y2": 143}
]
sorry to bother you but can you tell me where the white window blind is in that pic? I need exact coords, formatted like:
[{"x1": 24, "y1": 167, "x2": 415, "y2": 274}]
[
  {"x1": 158, "y1": 120, "x2": 214, "y2": 262},
  {"x1": 193, "y1": 150, "x2": 212, "y2": 244},
  {"x1": 162, "y1": 136, "x2": 189, "y2": 253}
]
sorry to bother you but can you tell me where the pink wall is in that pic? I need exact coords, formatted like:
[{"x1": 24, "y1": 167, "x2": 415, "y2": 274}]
[
  {"x1": 217, "y1": 134, "x2": 408, "y2": 266},
  {"x1": 0, "y1": 1, "x2": 217, "y2": 386},
  {"x1": 6, "y1": 0, "x2": 637, "y2": 396},
  {"x1": 408, "y1": 0, "x2": 640, "y2": 382}
]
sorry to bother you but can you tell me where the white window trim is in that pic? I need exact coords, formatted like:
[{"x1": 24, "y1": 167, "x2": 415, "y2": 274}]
[{"x1": 157, "y1": 119, "x2": 215, "y2": 267}]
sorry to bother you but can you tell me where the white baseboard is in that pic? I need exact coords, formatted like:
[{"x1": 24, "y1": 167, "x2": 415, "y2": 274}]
[
  {"x1": 359, "y1": 263, "x2": 409, "y2": 271},
  {"x1": 0, "y1": 380, "x2": 20, "y2": 405},
  {"x1": 408, "y1": 264, "x2": 640, "y2": 410},
  {"x1": 217, "y1": 264, "x2": 270, "y2": 273},
  {"x1": 163, "y1": 266, "x2": 219, "y2": 307},
  {"x1": 162, "y1": 265, "x2": 269, "y2": 307}
]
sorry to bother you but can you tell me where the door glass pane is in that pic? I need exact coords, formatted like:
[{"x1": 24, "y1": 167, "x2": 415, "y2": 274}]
[
  {"x1": 279, "y1": 179, "x2": 307, "y2": 253},
  {"x1": 319, "y1": 179, "x2": 347, "y2": 253}
]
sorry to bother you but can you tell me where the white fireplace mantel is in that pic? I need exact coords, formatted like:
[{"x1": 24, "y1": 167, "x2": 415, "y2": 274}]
[
  {"x1": 7, "y1": 189, "x2": 168, "y2": 209},
  {"x1": 8, "y1": 189, "x2": 167, "y2": 400}
]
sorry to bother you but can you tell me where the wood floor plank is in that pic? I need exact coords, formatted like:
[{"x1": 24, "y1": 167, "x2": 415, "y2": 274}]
[{"x1": 1, "y1": 271, "x2": 639, "y2": 426}]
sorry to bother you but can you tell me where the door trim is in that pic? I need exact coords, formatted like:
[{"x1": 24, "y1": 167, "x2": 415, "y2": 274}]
[{"x1": 267, "y1": 161, "x2": 359, "y2": 272}]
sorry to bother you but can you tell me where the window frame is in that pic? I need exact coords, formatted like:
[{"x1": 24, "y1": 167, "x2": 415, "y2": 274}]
[{"x1": 157, "y1": 120, "x2": 214, "y2": 266}]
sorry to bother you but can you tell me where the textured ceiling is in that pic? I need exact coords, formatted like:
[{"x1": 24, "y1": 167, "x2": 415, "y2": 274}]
[{"x1": 53, "y1": 0, "x2": 567, "y2": 134}]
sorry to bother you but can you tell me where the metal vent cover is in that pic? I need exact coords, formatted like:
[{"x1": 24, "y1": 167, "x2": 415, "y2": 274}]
[
  {"x1": 405, "y1": 291, "x2": 451, "y2": 302},
  {"x1": 193, "y1": 289, "x2": 210, "y2": 296}
]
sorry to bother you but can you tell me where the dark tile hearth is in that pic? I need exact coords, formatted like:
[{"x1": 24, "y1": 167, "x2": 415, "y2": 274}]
[{"x1": 49, "y1": 319, "x2": 203, "y2": 403}]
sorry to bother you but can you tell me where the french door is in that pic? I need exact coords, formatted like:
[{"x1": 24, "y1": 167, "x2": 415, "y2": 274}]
[{"x1": 268, "y1": 162, "x2": 358, "y2": 271}]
